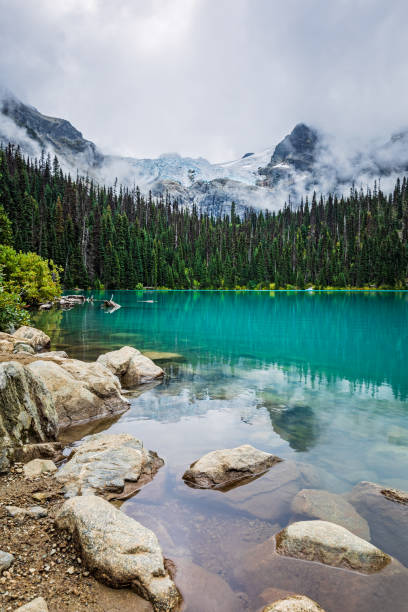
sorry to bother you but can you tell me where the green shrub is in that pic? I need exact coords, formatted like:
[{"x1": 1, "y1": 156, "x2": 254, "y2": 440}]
[
  {"x1": 0, "y1": 245, "x2": 62, "y2": 305},
  {"x1": 0, "y1": 274, "x2": 30, "y2": 331}
]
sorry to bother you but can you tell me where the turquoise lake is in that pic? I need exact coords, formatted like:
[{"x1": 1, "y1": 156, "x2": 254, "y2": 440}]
[{"x1": 33, "y1": 291, "x2": 408, "y2": 611}]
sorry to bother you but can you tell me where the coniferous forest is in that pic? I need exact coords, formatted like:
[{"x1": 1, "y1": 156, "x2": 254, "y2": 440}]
[{"x1": 1, "y1": 144, "x2": 407, "y2": 290}]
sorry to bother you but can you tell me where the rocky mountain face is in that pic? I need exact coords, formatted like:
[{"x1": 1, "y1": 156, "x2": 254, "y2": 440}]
[
  {"x1": 1, "y1": 89, "x2": 408, "y2": 213},
  {"x1": 257, "y1": 123, "x2": 319, "y2": 187},
  {"x1": 0, "y1": 91, "x2": 103, "y2": 169}
]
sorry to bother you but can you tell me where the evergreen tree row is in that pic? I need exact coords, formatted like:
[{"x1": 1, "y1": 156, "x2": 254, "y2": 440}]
[{"x1": 1, "y1": 144, "x2": 407, "y2": 289}]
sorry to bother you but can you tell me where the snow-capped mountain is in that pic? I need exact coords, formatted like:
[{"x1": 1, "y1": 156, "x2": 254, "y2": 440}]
[{"x1": 1, "y1": 87, "x2": 408, "y2": 214}]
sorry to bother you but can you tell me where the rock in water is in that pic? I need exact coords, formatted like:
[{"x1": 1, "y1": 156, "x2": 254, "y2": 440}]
[
  {"x1": 15, "y1": 597, "x2": 49, "y2": 611},
  {"x1": 276, "y1": 520, "x2": 390, "y2": 573},
  {"x1": 97, "y1": 346, "x2": 164, "y2": 386},
  {"x1": 263, "y1": 595, "x2": 325, "y2": 611},
  {"x1": 182, "y1": 444, "x2": 281, "y2": 489},
  {"x1": 28, "y1": 358, "x2": 129, "y2": 428},
  {"x1": 347, "y1": 481, "x2": 408, "y2": 566},
  {"x1": 291, "y1": 489, "x2": 370, "y2": 540},
  {"x1": 56, "y1": 495, "x2": 180, "y2": 611},
  {"x1": 0, "y1": 361, "x2": 58, "y2": 471},
  {"x1": 0, "y1": 550, "x2": 14, "y2": 572},
  {"x1": 13, "y1": 326, "x2": 51, "y2": 351},
  {"x1": 56, "y1": 433, "x2": 164, "y2": 498}
]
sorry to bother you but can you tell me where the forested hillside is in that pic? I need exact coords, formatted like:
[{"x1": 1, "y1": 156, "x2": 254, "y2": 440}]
[{"x1": 1, "y1": 144, "x2": 407, "y2": 289}]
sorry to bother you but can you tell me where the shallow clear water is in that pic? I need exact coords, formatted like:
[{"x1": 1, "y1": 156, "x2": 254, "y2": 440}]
[{"x1": 33, "y1": 291, "x2": 408, "y2": 611}]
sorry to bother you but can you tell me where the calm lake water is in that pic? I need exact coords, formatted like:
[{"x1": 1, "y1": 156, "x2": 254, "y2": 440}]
[{"x1": 33, "y1": 291, "x2": 408, "y2": 611}]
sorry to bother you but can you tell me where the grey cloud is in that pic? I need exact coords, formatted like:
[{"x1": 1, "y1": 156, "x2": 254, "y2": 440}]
[{"x1": 0, "y1": 0, "x2": 407, "y2": 164}]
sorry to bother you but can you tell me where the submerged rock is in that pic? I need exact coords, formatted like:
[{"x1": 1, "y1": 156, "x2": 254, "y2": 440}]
[
  {"x1": 276, "y1": 520, "x2": 390, "y2": 573},
  {"x1": 0, "y1": 361, "x2": 58, "y2": 472},
  {"x1": 263, "y1": 595, "x2": 325, "y2": 612},
  {"x1": 28, "y1": 358, "x2": 129, "y2": 428},
  {"x1": 213, "y1": 460, "x2": 303, "y2": 522},
  {"x1": 172, "y1": 557, "x2": 245, "y2": 612},
  {"x1": 56, "y1": 495, "x2": 180, "y2": 611},
  {"x1": 13, "y1": 326, "x2": 51, "y2": 351},
  {"x1": 291, "y1": 489, "x2": 370, "y2": 540},
  {"x1": 347, "y1": 481, "x2": 408, "y2": 566},
  {"x1": 97, "y1": 346, "x2": 164, "y2": 386},
  {"x1": 182, "y1": 444, "x2": 281, "y2": 489},
  {"x1": 56, "y1": 432, "x2": 164, "y2": 499}
]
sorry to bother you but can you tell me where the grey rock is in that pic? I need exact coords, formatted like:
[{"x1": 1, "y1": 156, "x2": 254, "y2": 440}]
[
  {"x1": 13, "y1": 342, "x2": 35, "y2": 355},
  {"x1": 0, "y1": 361, "x2": 58, "y2": 472},
  {"x1": 291, "y1": 489, "x2": 370, "y2": 539},
  {"x1": 263, "y1": 595, "x2": 325, "y2": 612},
  {"x1": 234, "y1": 530, "x2": 408, "y2": 612},
  {"x1": 5, "y1": 505, "x2": 27, "y2": 521},
  {"x1": 0, "y1": 550, "x2": 14, "y2": 572},
  {"x1": 23, "y1": 458, "x2": 57, "y2": 478},
  {"x1": 28, "y1": 358, "x2": 129, "y2": 429},
  {"x1": 13, "y1": 326, "x2": 51, "y2": 352},
  {"x1": 182, "y1": 444, "x2": 281, "y2": 489},
  {"x1": 97, "y1": 346, "x2": 164, "y2": 387},
  {"x1": 276, "y1": 520, "x2": 390, "y2": 573},
  {"x1": 5, "y1": 504, "x2": 47, "y2": 520},
  {"x1": 27, "y1": 506, "x2": 48, "y2": 519},
  {"x1": 56, "y1": 495, "x2": 180, "y2": 611},
  {"x1": 56, "y1": 433, "x2": 164, "y2": 499}
]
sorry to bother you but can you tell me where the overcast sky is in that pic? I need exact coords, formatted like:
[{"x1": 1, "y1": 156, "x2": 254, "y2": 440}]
[{"x1": 0, "y1": 0, "x2": 406, "y2": 162}]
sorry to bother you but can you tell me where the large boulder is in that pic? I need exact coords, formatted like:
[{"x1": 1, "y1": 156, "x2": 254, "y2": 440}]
[
  {"x1": 291, "y1": 489, "x2": 370, "y2": 540},
  {"x1": 28, "y1": 358, "x2": 129, "y2": 429},
  {"x1": 56, "y1": 433, "x2": 164, "y2": 499},
  {"x1": 347, "y1": 481, "x2": 408, "y2": 566},
  {"x1": 276, "y1": 520, "x2": 390, "y2": 573},
  {"x1": 263, "y1": 595, "x2": 325, "y2": 612},
  {"x1": 0, "y1": 361, "x2": 58, "y2": 471},
  {"x1": 97, "y1": 346, "x2": 164, "y2": 386},
  {"x1": 13, "y1": 326, "x2": 51, "y2": 351},
  {"x1": 56, "y1": 495, "x2": 180, "y2": 611},
  {"x1": 182, "y1": 444, "x2": 281, "y2": 489}
]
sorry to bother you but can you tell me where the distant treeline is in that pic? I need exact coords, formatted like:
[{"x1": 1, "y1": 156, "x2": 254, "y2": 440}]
[{"x1": 0, "y1": 144, "x2": 407, "y2": 289}]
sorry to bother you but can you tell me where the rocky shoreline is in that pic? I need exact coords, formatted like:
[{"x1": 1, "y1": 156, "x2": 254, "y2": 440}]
[{"x1": 1, "y1": 326, "x2": 408, "y2": 611}]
